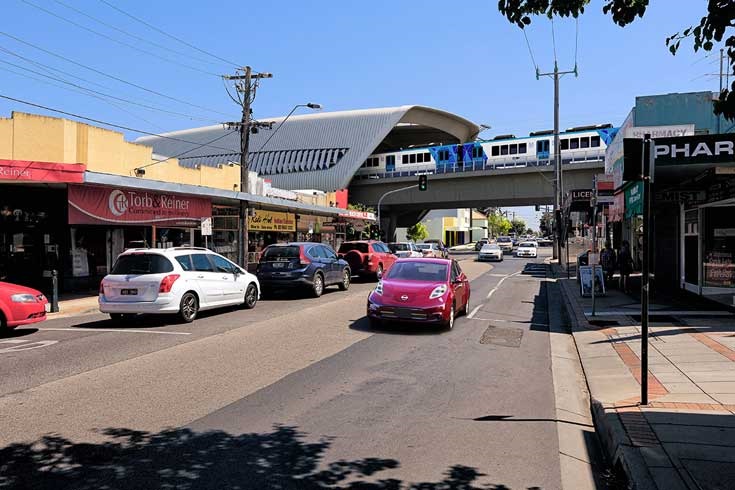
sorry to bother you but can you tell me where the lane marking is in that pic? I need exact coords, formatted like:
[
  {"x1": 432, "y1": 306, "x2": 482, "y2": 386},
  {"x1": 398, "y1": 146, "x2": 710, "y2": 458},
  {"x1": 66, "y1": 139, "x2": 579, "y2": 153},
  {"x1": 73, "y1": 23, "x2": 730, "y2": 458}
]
[
  {"x1": 36, "y1": 328, "x2": 192, "y2": 336},
  {"x1": 0, "y1": 339, "x2": 30, "y2": 344},
  {"x1": 0, "y1": 340, "x2": 58, "y2": 353},
  {"x1": 467, "y1": 304, "x2": 483, "y2": 319},
  {"x1": 468, "y1": 317, "x2": 549, "y2": 327},
  {"x1": 486, "y1": 271, "x2": 523, "y2": 299}
]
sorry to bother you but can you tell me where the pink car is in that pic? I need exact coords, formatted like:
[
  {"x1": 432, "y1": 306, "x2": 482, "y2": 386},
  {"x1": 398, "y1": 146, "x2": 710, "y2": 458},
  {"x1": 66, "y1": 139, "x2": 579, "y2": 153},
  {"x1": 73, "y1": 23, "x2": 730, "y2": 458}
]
[{"x1": 0, "y1": 281, "x2": 49, "y2": 331}]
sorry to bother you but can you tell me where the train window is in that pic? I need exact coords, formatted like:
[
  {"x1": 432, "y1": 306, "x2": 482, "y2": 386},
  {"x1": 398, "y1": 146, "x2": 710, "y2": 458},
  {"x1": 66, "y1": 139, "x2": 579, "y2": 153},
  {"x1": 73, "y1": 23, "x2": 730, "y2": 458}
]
[
  {"x1": 519, "y1": 143, "x2": 527, "y2": 153},
  {"x1": 590, "y1": 136, "x2": 600, "y2": 147},
  {"x1": 491, "y1": 146, "x2": 499, "y2": 157},
  {"x1": 560, "y1": 139, "x2": 569, "y2": 150},
  {"x1": 570, "y1": 138, "x2": 579, "y2": 150},
  {"x1": 424, "y1": 152, "x2": 431, "y2": 162},
  {"x1": 500, "y1": 145, "x2": 509, "y2": 155},
  {"x1": 509, "y1": 144, "x2": 518, "y2": 155},
  {"x1": 402, "y1": 154, "x2": 409, "y2": 164},
  {"x1": 580, "y1": 137, "x2": 589, "y2": 149},
  {"x1": 410, "y1": 153, "x2": 416, "y2": 164}
]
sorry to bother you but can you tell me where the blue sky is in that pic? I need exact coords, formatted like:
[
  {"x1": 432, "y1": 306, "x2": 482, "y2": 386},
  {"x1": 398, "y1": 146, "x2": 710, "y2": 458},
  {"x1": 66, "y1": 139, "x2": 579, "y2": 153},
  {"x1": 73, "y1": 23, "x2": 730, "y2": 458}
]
[{"x1": 0, "y1": 0, "x2": 721, "y2": 228}]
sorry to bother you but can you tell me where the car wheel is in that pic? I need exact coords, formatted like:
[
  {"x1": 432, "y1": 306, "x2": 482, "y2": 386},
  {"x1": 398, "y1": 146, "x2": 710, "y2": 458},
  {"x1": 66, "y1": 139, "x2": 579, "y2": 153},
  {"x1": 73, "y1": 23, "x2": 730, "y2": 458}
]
[
  {"x1": 243, "y1": 283, "x2": 258, "y2": 309},
  {"x1": 445, "y1": 303, "x2": 455, "y2": 330},
  {"x1": 0, "y1": 312, "x2": 8, "y2": 334},
  {"x1": 376, "y1": 264, "x2": 384, "y2": 279},
  {"x1": 178, "y1": 292, "x2": 199, "y2": 323},
  {"x1": 312, "y1": 272, "x2": 324, "y2": 298},
  {"x1": 461, "y1": 292, "x2": 470, "y2": 316},
  {"x1": 338, "y1": 268, "x2": 351, "y2": 291}
]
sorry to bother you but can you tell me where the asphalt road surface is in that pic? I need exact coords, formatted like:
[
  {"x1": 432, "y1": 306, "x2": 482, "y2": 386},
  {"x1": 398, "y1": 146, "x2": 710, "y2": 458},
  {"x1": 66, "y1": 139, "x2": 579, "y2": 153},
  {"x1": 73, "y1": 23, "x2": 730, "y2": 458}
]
[{"x1": 1, "y1": 249, "x2": 568, "y2": 489}]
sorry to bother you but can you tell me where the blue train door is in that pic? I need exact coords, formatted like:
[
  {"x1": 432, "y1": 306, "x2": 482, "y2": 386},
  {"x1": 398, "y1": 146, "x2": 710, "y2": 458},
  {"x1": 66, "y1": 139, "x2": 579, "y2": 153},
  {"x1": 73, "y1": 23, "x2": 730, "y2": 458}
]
[
  {"x1": 386, "y1": 155, "x2": 395, "y2": 172},
  {"x1": 536, "y1": 140, "x2": 550, "y2": 161}
]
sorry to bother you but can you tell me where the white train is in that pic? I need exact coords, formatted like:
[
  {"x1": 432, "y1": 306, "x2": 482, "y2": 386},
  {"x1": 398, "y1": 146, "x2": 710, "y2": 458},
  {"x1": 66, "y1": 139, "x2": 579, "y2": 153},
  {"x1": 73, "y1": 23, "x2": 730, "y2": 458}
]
[{"x1": 353, "y1": 124, "x2": 618, "y2": 179}]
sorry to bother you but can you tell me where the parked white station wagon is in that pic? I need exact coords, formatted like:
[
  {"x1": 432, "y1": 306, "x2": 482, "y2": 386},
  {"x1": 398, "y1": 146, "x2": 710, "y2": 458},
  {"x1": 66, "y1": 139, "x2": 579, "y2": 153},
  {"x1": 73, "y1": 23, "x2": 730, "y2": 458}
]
[{"x1": 99, "y1": 247, "x2": 260, "y2": 323}]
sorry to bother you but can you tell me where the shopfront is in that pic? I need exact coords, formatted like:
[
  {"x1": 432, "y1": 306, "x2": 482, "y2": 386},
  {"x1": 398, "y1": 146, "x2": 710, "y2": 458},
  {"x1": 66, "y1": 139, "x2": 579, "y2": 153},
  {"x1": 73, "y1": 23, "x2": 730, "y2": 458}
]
[
  {"x1": 66, "y1": 184, "x2": 211, "y2": 291},
  {"x1": 248, "y1": 209, "x2": 297, "y2": 262}
]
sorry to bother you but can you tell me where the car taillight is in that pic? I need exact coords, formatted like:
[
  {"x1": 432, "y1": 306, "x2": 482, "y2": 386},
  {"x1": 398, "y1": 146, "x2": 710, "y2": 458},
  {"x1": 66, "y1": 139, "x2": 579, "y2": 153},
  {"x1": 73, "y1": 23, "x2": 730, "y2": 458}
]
[
  {"x1": 159, "y1": 274, "x2": 181, "y2": 293},
  {"x1": 299, "y1": 249, "x2": 311, "y2": 267}
]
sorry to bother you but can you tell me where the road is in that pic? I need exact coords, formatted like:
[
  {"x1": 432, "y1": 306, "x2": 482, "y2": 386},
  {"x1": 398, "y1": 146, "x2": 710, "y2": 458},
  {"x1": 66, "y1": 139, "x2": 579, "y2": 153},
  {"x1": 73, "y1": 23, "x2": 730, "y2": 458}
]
[{"x1": 1, "y1": 249, "x2": 573, "y2": 489}]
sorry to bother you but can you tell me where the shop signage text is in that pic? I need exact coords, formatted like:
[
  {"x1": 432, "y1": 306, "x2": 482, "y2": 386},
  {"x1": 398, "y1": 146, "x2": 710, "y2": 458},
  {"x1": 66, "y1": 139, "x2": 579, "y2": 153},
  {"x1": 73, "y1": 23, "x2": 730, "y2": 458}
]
[
  {"x1": 653, "y1": 134, "x2": 735, "y2": 165},
  {"x1": 625, "y1": 124, "x2": 694, "y2": 140},
  {"x1": 338, "y1": 209, "x2": 376, "y2": 221},
  {"x1": 0, "y1": 159, "x2": 85, "y2": 183},
  {"x1": 68, "y1": 185, "x2": 211, "y2": 226},
  {"x1": 655, "y1": 190, "x2": 706, "y2": 203},
  {"x1": 248, "y1": 210, "x2": 296, "y2": 232}
]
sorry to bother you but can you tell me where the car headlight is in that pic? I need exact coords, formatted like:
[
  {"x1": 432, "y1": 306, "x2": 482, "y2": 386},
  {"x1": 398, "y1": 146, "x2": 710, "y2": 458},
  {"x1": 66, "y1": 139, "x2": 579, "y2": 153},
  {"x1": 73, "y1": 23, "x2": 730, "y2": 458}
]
[
  {"x1": 374, "y1": 281, "x2": 383, "y2": 296},
  {"x1": 11, "y1": 293, "x2": 37, "y2": 303},
  {"x1": 429, "y1": 284, "x2": 447, "y2": 299}
]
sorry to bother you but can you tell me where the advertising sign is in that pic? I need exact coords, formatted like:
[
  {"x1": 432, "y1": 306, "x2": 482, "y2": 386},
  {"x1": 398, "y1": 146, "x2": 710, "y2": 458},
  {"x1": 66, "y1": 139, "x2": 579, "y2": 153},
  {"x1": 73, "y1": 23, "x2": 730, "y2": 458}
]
[
  {"x1": 248, "y1": 209, "x2": 296, "y2": 232},
  {"x1": 0, "y1": 159, "x2": 85, "y2": 183},
  {"x1": 68, "y1": 185, "x2": 211, "y2": 227},
  {"x1": 200, "y1": 217, "x2": 213, "y2": 236},
  {"x1": 625, "y1": 124, "x2": 695, "y2": 140},
  {"x1": 653, "y1": 134, "x2": 735, "y2": 165},
  {"x1": 338, "y1": 209, "x2": 376, "y2": 221},
  {"x1": 579, "y1": 266, "x2": 606, "y2": 297},
  {"x1": 625, "y1": 182, "x2": 643, "y2": 218}
]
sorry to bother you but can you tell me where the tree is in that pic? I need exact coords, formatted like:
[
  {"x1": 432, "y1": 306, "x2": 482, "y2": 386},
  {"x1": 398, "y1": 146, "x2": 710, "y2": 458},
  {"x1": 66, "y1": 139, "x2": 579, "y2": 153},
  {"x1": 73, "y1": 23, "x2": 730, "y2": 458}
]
[
  {"x1": 525, "y1": 227, "x2": 535, "y2": 236},
  {"x1": 487, "y1": 212, "x2": 512, "y2": 237},
  {"x1": 510, "y1": 217, "x2": 527, "y2": 236},
  {"x1": 406, "y1": 222, "x2": 429, "y2": 242},
  {"x1": 497, "y1": 0, "x2": 735, "y2": 120}
]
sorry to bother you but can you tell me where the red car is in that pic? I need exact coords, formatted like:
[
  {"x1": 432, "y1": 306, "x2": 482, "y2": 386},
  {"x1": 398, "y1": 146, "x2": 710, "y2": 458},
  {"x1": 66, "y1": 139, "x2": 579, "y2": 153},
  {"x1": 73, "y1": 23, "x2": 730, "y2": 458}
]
[
  {"x1": 366, "y1": 258, "x2": 470, "y2": 330},
  {"x1": 338, "y1": 240, "x2": 397, "y2": 279},
  {"x1": 0, "y1": 281, "x2": 49, "y2": 331}
]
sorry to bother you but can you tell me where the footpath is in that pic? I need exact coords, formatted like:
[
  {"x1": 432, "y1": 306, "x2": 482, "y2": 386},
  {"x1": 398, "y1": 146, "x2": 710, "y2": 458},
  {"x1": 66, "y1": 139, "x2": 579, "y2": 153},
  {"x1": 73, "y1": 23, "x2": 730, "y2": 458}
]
[{"x1": 554, "y1": 263, "x2": 735, "y2": 489}]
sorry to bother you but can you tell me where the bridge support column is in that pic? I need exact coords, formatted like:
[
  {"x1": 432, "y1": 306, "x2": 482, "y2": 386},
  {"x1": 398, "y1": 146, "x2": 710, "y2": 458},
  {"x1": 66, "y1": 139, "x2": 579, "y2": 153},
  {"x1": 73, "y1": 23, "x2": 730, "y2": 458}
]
[{"x1": 381, "y1": 212, "x2": 398, "y2": 242}]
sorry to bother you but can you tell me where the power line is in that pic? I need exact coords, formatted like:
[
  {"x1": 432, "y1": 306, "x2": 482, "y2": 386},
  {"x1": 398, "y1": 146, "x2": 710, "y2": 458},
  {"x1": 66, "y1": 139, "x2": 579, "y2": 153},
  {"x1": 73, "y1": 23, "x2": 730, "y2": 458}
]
[
  {"x1": 50, "y1": 0, "x2": 222, "y2": 68},
  {"x1": 0, "y1": 93, "x2": 236, "y2": 152},
  {"x1": 0, "y1": 31, "x2": 231, "y2": 117},
  {"x1": 20, "y1": 0, "x2": 219, "y2": 77},
  {"x1": 0, "y1": 64, "x2": 166, "y2": 130},
  {"x1": 98, "y1": 0, "x2": 241, "y2": 68},
  {"x1": 137, "y1": 131, "x2": 237, "y2": 170},
  {"x1": 522, "y1": 28, "x2": 539, "y2": 72},
  {"x1": 0, "y1": 55, "x2": 218, "y2": 122}
]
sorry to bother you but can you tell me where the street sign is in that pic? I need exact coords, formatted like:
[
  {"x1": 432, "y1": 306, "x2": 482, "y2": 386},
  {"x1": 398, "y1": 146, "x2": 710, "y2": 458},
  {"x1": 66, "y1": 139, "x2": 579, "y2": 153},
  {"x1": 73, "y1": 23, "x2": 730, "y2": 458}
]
[{"x1": 201, "y1": 217, "x2": 213, "y2": 236}]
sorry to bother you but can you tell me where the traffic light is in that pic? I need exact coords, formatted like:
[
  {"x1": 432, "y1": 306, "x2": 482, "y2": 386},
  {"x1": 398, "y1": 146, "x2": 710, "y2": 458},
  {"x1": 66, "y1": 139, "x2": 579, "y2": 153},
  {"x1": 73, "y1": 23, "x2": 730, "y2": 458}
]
[
  {"x1": 534, "y1": 205, "x2": 540, "y2": 211},
  {"x1": 418, "y1": 174, "x2": 428, "y2": 191}
]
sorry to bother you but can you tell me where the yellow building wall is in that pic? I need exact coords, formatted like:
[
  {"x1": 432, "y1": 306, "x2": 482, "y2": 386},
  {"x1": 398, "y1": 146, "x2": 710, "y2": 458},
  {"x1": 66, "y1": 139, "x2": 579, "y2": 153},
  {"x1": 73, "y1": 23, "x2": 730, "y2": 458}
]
[{"x1": 0, "y1": 112, "x2": 242, "y2": 192}]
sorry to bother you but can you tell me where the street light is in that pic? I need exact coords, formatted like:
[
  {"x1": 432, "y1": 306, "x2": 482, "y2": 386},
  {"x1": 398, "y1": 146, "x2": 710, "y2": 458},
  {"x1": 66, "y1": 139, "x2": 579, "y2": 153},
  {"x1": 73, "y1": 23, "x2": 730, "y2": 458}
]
[{"x1": 253, "y1": 103, "x2": 323, "y2": 155}]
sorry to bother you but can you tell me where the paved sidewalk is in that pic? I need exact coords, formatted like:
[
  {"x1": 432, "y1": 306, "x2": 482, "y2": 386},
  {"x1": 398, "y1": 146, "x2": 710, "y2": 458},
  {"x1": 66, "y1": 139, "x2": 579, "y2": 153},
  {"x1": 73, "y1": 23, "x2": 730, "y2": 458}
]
[
  {"x1": 47, "y1": 294, "x2": 100, "y2": 319},
  {"x1": 555, "y1": 265, "x2": 735, "y2": 490}
]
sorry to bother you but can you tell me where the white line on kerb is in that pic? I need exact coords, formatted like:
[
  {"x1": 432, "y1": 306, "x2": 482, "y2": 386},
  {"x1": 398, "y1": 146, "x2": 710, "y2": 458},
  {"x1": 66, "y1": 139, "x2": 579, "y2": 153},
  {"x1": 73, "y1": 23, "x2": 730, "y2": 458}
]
[{"x1": 36, "y1": 328, "x2": 191, "y2": 336}]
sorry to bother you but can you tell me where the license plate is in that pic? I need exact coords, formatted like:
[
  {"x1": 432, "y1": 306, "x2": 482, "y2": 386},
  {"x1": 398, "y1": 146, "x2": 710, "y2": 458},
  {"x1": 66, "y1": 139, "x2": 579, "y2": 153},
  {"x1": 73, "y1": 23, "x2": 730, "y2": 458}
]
[
  {"x1": 272, "y1": 262, "x2": 284, "y2": 269},
  {"x1": 121, "y1": 288, "x2": 138, "y2": 295}
]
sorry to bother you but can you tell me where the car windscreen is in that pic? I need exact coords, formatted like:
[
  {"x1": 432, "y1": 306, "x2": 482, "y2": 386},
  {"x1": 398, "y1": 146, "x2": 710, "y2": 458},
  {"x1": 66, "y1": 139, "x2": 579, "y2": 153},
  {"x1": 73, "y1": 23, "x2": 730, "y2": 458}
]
[
  {"x1": 519, "y1": 242, "x2": 536, "y2": 247},
  {"x1": 262, "y1": 246, "x2": 300, "y2": 260},
  {"x1": 112, "y1": 254, "x2": 174, "y2": 275},
  {"x1": 386, "y1": 262, "x2": 448, "y2": 282},
  {"x1": 482, "y1": 245, "x2": 500, "y2": 250},
  {"x1": 338, "y1": 243, "x2": 369, "y2": 254},
  {"x1": 415, "y1": 244, "x2": 431, "y2": 250},
  {"x1": 388, "y1": 243, "x2": 410, "y2": 252},
  {"x1": 497, "y1": 237, "x2": 511, "y2": 242}
]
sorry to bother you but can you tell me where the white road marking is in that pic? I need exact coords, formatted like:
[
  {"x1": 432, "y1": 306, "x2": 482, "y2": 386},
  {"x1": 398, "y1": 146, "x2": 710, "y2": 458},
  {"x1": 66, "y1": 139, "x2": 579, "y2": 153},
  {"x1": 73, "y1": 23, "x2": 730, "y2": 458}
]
[
  {"x1": 467, "y1": 317, "x2": 549, "y2": 327},
  {"x1": 0, "y1": 339, "x2": 29, "y2": 344},
  {"x1": 467, "y1": 304, "x2": 483, "y2": 319},
  {"x1": 0, "y1": 340, "x2": 58, "y2": 353},
  {"x1": 486, "y1": 271, "x2": 523, "y2": 299},
  {"x1": 36, "y1": 328, "x2": 191, "y2": 336}
]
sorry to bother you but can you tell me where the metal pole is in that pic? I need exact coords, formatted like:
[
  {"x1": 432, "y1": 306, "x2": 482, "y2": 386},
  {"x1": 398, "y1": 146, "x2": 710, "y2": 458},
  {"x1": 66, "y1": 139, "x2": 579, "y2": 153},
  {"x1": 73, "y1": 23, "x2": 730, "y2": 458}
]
[
  {"x1": 591, "y1": 206, "x2": 597, "y2": 317},
  {"x1": 553, "y1": 64, "x2": 561, "y2": 263},
  {"x1": 238, "y1": 66, "x2": 252, "y2": 269},
  {"x1": 719, "y1": 48, "x2": 724, "y2": 134},
  {"x1": 641, "y1": 135, "x2": 652, "y2": 405},
  {"x1": 376, "y1": 184, "x2": 419, "y2": 234}
]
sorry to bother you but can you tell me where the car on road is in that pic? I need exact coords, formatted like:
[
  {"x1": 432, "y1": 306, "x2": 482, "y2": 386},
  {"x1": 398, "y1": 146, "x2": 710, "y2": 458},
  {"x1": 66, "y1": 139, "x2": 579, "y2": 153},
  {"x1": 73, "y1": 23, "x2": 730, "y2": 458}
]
[
  {"x1": 367, "y1": 258, "x2": 470, "y2": 330},
  {"x1": 388, "y1": 242, "x2": 423, "y2": 258},
  {"x1": 474, "y1": 238, "x2": 489, "y2": 251},
  {"x1": 258, "y1": 242, "x2": 351, "y2": 297},
  {"x1": 537, "y1": 237, "x2": 553, "y2": 247},
  {"x1": 415, "y1": 243, "x2": 444, "y2": 258},
  {"x1": 496, "y1": 236, "x2": 514, "y2": 254},
  {"x1": 338, "y1": 240, "x2": 396, "y2": 279},
  {"x1": 423, "y1": 239, "x2": 449, "y2": 258},
  {"x1": 0, "y1": 281, "x2": 49, "y2": 331},
  {"x1": 515, "y1": 241, "x2": 538, "y2": 258},
  {"x1": 99, "y1": 247, "x2": 260, "y2": 323},
  {"x1": 477, "y1": 243, "x2": 503, "y2": 262}
]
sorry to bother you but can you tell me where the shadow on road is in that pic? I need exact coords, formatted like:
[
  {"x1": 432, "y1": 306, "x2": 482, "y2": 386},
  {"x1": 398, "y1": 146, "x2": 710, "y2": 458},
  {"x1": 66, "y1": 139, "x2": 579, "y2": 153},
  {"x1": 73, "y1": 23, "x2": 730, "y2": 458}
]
[
  {"x1": 0, "y1": 327, "x2": 38, "y2": 339},
  {"x1": 349, "y1": 316, "x2": 448, "y2": 336},
  {"x1": 0, "y1": 424, "x2": 536, "y2": 489}
]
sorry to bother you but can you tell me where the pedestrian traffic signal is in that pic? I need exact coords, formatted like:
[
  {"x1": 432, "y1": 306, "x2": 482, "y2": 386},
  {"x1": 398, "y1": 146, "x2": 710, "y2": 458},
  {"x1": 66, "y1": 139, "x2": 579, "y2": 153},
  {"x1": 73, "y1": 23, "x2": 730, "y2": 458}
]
[{"x1": 418, "y1": 174, "x2": 428, "y2": 191}]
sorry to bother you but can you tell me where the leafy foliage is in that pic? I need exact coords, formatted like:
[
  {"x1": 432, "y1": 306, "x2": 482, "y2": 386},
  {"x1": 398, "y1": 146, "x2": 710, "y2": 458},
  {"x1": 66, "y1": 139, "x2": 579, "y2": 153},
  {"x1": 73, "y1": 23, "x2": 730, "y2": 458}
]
[
  {"x1": 497, "y1": 0, "x2": 735, "y2": 120},
  {"x1": 347, "y1": 202, "x2": 376, "y2": 214},
  {"x1": 510, "y1": 218, "x2": 527, "y2": 235},
  {"x1": 487, "y1": 212, "x2": 512, "y2": 237},
  {"x1": 406, "y1": 222, "x2": 429, "y2": 242}
]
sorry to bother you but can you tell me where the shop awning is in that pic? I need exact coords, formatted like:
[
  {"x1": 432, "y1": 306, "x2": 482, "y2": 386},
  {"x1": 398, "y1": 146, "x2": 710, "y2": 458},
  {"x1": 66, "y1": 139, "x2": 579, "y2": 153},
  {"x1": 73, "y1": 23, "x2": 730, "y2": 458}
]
[{"x1": 84, "y1": 171, "x2": 345, "y2": 218}]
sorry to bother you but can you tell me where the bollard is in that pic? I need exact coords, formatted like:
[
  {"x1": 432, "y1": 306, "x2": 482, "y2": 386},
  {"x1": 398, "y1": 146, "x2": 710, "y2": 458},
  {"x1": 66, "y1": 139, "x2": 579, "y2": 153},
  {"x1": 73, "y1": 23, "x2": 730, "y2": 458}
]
[{"x1": 51, "y1": 269, "x2": 59, "y2": 313}]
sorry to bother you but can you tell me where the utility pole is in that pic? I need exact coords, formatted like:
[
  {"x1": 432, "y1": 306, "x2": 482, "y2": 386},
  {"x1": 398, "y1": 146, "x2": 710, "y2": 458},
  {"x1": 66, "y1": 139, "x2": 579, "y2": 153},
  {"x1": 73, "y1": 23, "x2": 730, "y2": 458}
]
[
  {"x1": 537, "y1": 62, "x2": 577, "y2": 265},
  {"x1": 223, "y1": 66, "x2": 272, "y2": 269},
  {"x1": 719, "y1": 48, "x2": 724, "y2": 134}
]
